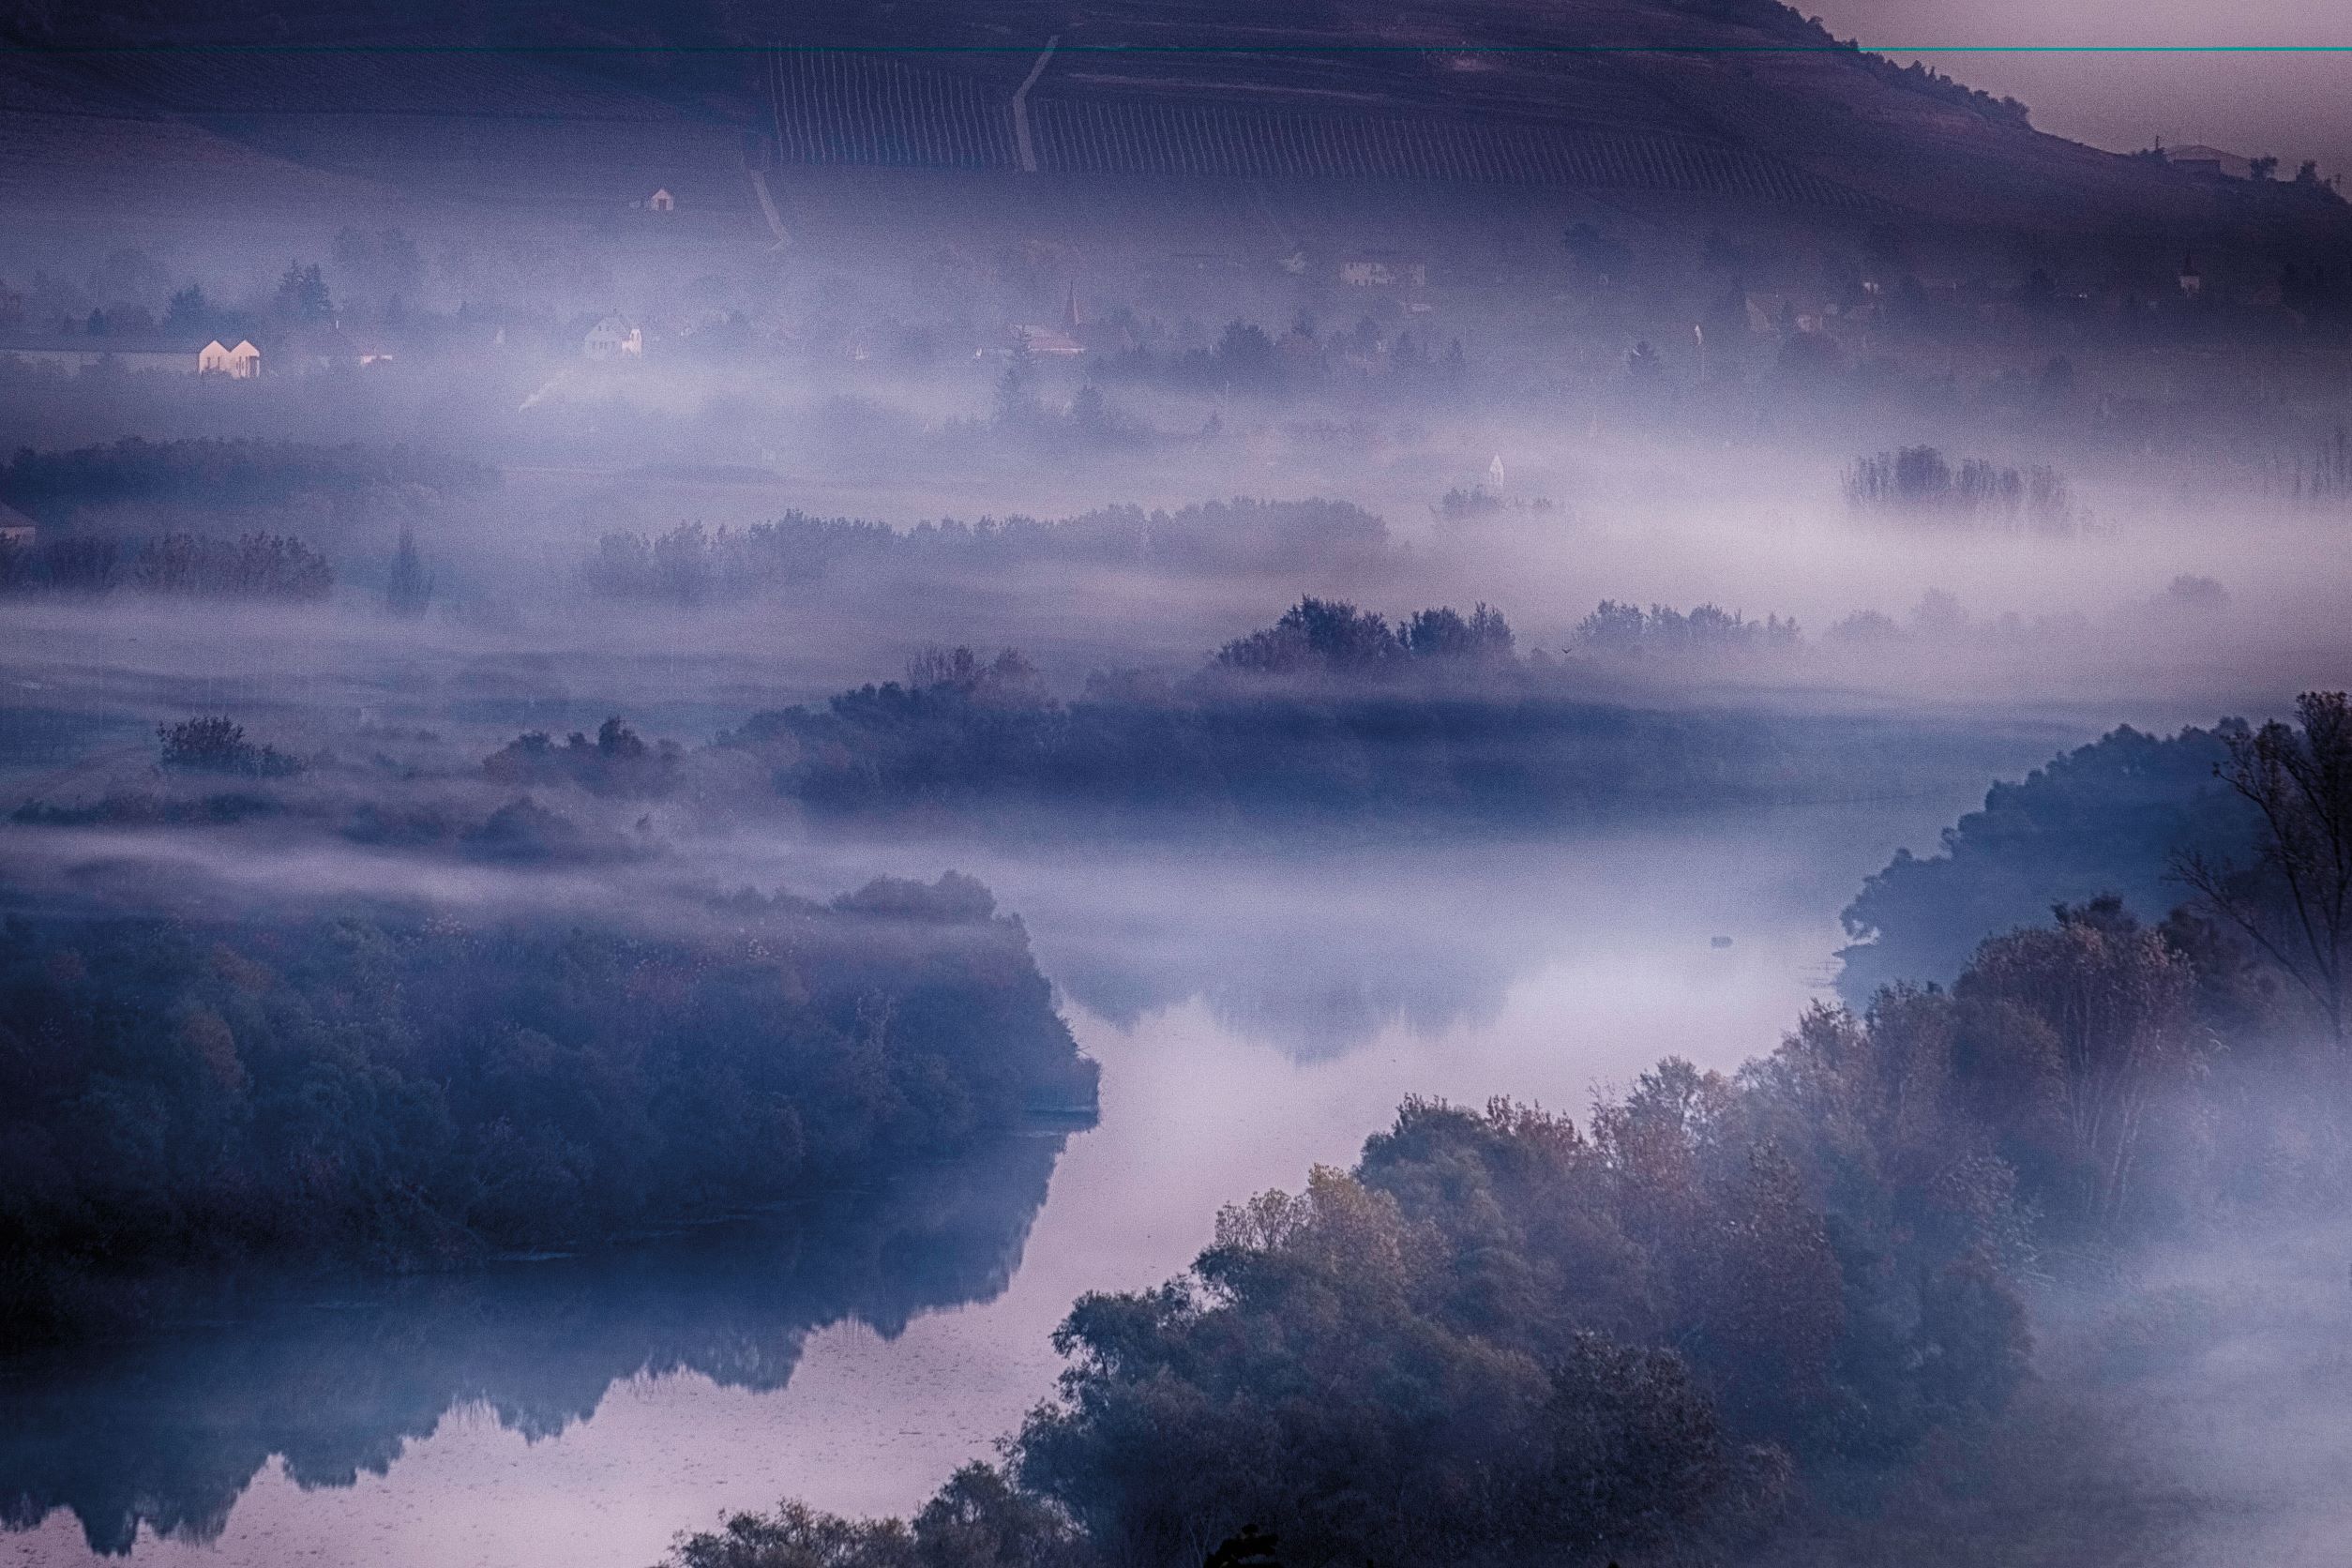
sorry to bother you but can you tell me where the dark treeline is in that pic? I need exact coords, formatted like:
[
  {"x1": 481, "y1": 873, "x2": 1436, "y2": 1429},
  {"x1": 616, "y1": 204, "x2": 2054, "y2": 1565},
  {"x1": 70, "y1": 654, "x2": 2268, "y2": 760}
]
[
  {"x1": 581, "y1": 499, "x2": 1392, "y2": 601},
  {"x1": 1085, "y1": 316, "x2": 1469, "y2": 400},
  {"x1": 1843, "y1": 445, "x2": 2077, "y2": 532},
  {"x1": 3, "y1": 601, "x2": 2025, "y2": 861},
  {"x1": 0, "y1": 530, "x2": 332, "y2": 598},
  {"x1": 1, "y1": 1135, "x2": 1065, "y2": 1556},
  {"x1": 0, "y1": 871, "x2": 1094, "y2": 1346},
  {"x1": 715, "y1": 599, "x2": 2034, "y2": 831},
  {"x1": 9, "y1": 784, "x2": 591, "y2": 863},
  {"x1": 1570, "y1": 600, "x2": 1802, "y2": 660},
  {"x1": 0, "y1": 437, "x2": 494, "y2": 522},
  {"x1": 1213, "y1": 596, "x2": 1516, "y2": 673},
  {"x1": 16, "y1": 716, "x2": 661, "y2": 863},
  {"x1": 1838, "y1": 720, "x2": 2258, "y2": 998},
  {"x1": 156, "y1": 716, "x2": 307, "y2": 777}
]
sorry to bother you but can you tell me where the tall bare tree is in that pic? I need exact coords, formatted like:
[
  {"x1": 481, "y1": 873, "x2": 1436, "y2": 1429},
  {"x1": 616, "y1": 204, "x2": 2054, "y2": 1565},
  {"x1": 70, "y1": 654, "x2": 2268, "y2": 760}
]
[{"x1": 2174, "y1": 691, "x2": 2352, "y2": 1044}]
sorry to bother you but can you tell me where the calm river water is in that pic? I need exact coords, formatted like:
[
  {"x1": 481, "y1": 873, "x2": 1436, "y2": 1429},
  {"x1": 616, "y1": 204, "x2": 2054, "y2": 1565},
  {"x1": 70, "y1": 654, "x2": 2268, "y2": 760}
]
[{"x1": 3, "y1": 799, "x2": 1977, "y2": 1568}]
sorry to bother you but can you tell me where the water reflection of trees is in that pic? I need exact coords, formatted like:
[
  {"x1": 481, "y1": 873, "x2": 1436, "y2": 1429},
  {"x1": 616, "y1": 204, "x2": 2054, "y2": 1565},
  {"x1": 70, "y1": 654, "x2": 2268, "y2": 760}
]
[
  {"x1": 1031, "y1": 834, "x2": 1752, "y2": 1061},
  {"x1": 1031, "y1": 797, "x2": 2041, "y2": 1061},
  {"x1": 1057, "y1": 925, "x2": 1518, "y2": 1062},
  {"x1": 0, "y1": 1132, "x2": 1070, "y2": 1556}
]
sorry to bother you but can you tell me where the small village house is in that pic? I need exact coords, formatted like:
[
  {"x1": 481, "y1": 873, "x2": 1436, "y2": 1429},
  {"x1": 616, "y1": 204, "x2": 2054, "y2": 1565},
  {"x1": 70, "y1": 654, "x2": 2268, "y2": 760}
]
[
  {"x1": 583, "y1": 316, "x2": 643, "y2": 360},
  {"x1": 198, "y1": 339, "x2": 263, "y2": 377},
  {"x1": 2163, "y1": 144, "x2": 2255, "y2": 180}
]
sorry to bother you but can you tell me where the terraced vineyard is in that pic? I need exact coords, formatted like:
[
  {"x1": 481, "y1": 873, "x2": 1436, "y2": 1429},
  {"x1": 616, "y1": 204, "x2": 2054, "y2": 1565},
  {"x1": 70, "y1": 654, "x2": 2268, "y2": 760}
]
[
  {"x1": 8, "y1": 0, "x2": 2334, "y2": 234},
  {"x1": 1026, "y1": 95, "x2": 1869, "y2": 202},
  {"x1": 767, "y1": 51, "x2": 1019, "y2": 170},
  {"x1": 758, "y1": 48, "x2": 1865, "y2": 203}
]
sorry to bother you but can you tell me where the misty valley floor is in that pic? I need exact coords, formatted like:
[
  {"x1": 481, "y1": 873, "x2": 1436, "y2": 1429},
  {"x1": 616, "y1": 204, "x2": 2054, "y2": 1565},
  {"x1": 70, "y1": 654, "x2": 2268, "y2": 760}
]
[{"x1": 9, "y1": 5, "x2": 2352, "y2": 1558}]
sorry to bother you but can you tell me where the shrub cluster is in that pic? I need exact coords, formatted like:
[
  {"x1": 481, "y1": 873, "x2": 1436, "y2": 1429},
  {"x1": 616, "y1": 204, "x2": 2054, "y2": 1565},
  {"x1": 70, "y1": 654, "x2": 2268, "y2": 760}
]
[
  {"x1": 156, "y1": 716, "x2": 306, "y2": 777},
  {"x1": 1844, "y1": 445, "x2": 2075, "y2": 533}
]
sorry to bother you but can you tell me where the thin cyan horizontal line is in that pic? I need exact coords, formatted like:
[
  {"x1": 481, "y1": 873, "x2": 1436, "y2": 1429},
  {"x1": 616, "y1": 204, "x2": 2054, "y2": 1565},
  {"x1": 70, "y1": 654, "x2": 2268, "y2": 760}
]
[{"x1": 7, "y1": 42, "x2": 2352, "y2": 56}]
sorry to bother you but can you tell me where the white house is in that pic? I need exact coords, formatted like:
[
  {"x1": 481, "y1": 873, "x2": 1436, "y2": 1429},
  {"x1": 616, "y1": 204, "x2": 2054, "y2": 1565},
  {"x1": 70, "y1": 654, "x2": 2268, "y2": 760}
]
[
  {"x1": 0, "y1": 502, "x2": 36, "y2": 546},
  {"x1": 642, "y1": 188, "x2": 676, "y2": 212},
  {"x1": 584, "y1": 316, "x2": 643, "y2": 360},
  {"x1": 2163, "y1": 144, "x2": 2255, "y2": 179},
  {"x1": 197, "y1": 339, "x2": 262, "y2": 378}
]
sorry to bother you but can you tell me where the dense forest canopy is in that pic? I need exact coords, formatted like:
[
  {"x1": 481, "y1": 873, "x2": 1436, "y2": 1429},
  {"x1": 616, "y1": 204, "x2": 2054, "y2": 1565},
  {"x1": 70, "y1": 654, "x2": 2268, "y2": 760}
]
[
  {"x1": 0, "y1": 438, "x2": 493, "y2": 522},
  {"x1": 1837, "y1": 722, "x2": 2259, "y2": 997},
  {"x1": 0, "y1": 872, "x2": 1093, "y2": 1347},
  {"x1": 668, "y1": 864, "x2": 2343, "y2": 1568},
  {"x1": 0, "y1": 531, "x2": 333, "y2": 598},
  {"x1": 581, "y1": 501, "x2": 1393, "y2": 600}
]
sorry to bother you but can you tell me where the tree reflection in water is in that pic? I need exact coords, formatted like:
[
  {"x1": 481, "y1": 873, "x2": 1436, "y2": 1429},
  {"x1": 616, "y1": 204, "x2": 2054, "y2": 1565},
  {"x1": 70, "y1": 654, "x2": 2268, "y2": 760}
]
[{"x1": 0, "y1": 1130, "x2": 1074, "y2": 1556}]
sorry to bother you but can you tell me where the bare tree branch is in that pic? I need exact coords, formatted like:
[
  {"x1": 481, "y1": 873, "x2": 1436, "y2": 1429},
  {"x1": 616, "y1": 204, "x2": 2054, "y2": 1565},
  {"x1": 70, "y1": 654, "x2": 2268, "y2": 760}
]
[{"x1": 2178, "y1": 694, "x2": 2352, "y2": 1043}]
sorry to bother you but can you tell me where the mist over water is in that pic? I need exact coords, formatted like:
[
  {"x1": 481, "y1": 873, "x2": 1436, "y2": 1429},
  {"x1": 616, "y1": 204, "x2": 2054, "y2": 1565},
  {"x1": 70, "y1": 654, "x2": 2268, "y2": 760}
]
[
  {"x1": 8, "y1": 7, "x2": 2352, "y2": 1564},
  {"x1": 0, "y1": 804, "x2": 1962, "y2": 1568}
]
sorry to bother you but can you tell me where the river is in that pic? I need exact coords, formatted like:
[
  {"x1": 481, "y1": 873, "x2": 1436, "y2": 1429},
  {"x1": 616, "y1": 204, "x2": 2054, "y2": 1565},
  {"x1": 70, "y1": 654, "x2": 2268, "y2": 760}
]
[{"x1": 2, "y1": 797, "x2": 1983, "y2": 1568}]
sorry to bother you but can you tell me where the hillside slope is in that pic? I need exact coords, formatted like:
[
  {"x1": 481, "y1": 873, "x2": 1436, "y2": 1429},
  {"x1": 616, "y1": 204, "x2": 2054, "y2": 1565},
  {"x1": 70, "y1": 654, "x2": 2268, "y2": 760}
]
[{"x1": 4, "y1": 0, "x2": 2345, "y2": 240}]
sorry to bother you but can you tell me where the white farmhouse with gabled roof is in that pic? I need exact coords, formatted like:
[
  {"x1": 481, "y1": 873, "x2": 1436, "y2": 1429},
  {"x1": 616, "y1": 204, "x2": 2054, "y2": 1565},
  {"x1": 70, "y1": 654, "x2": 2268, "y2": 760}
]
[
  {"x1": 198, "y1": 339, "x2": 261, "y2": 378},
  {"x1": 584, "y1": 316, "x2": 643, "y2": 360}
]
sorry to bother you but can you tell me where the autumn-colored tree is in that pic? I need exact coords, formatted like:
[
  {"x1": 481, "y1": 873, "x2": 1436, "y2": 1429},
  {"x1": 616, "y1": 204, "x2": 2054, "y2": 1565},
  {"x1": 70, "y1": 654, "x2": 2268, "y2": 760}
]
[{"x1": 1955, "y1": 898, "x2": 2203, "y2": 1230}]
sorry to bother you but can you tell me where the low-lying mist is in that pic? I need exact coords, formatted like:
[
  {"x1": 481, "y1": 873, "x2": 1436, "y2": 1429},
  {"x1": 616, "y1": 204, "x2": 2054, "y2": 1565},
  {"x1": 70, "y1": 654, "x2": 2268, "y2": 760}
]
[{"x1": 9, "y1": 128, "x2": 2352, "y2": 1568}]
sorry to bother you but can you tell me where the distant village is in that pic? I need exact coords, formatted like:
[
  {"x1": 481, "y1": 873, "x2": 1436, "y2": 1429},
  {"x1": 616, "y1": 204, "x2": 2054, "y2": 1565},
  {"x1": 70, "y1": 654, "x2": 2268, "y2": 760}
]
[{"x1": 2, "y1": 144, "x2": 2345, "y2": 451}]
